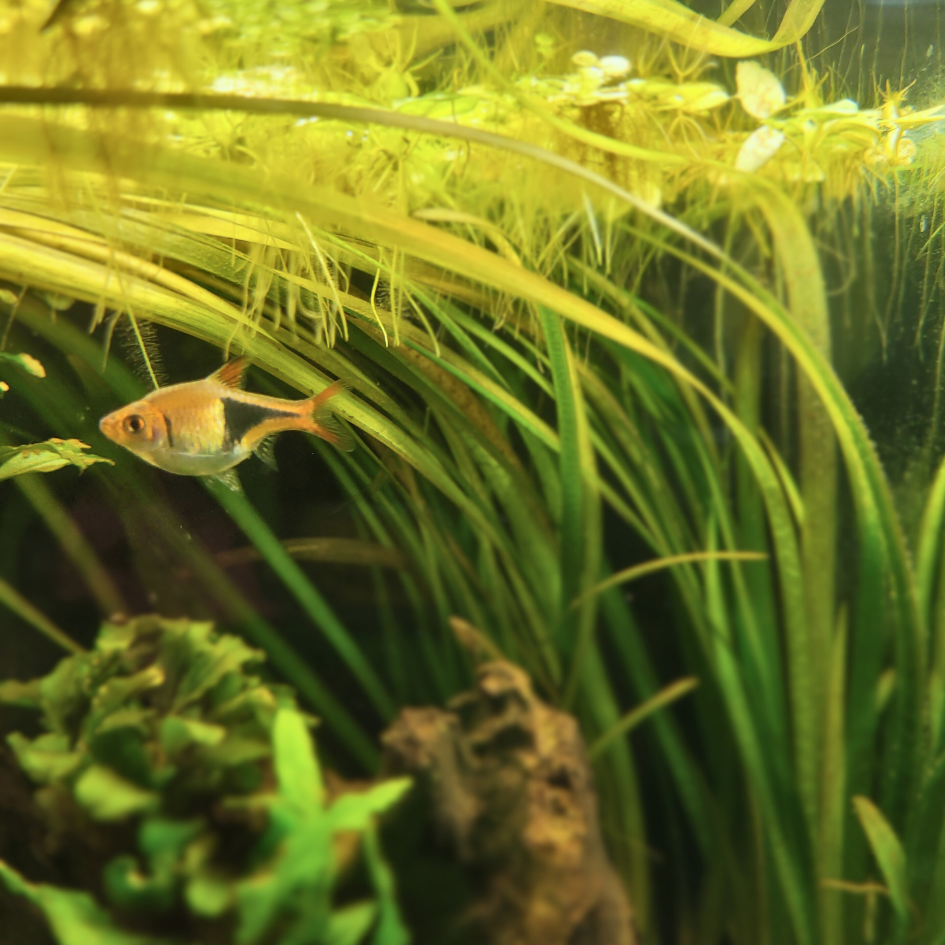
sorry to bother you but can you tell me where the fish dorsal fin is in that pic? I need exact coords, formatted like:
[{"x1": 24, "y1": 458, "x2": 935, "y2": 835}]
[
  {"x1": 210, "y1": 356, "x2": 249, "y2": 390},
  {"x1": 254, "y1": 435, "x2": 279, "y2": 471}
]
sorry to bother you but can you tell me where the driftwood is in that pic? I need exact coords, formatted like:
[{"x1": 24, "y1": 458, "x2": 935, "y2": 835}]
[{"x1": 381, "y1": 660, "x2": 638, "y2": 945}]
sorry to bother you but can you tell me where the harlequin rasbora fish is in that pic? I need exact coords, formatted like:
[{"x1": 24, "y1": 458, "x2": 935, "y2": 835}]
[{"x1": 98, "y1": 357, "x2": 352, "y2": 491}]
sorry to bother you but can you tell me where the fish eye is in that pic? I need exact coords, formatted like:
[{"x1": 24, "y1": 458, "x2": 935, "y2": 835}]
[{"x1": 123, "y1": 414, "x2": 146, "y2": 435}]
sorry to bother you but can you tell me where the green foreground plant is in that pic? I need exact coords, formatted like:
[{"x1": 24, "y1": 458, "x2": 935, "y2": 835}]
[{"x1": 0, "y1": 614, "x2": 410, "y2": 945}]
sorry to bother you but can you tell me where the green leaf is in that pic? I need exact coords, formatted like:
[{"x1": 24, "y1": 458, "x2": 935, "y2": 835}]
[
  {"x1": 0, "y1": 350, "x2": 45, "y2": 377},
  {"x1": 0, "y1": 857, "x2": 171, "y2": 945},
  {"x1": 0, "y1": 438, "x2": 112, "y2": 480},
  {"x1": 39, "y1": 652, "x2": 94, "y2": 734},
  {"x1": 327, "y1": 779, "x2": 412, "y2": 832},
  {"x1": 74, "y1": 765, "x2": 159, "y2": 821},
  {"x1": 7, "y1": 731, "x2": 82, "y2": 782},
  {"x1": 160, "y1": 716, "x2": 227, "y2": 754},
  {"x1": 186, "y1": 869, "x2": 233, "y2": 917},
  {"x1": 90, "y1": 726, "x2": 155, "y2": 786},
  {"x1": 0, "y1": 677, "x2": 42, "y2": 707},
  {"x1": 853, "y1": 795, "x2": 909, "y2": 924},
  {"x1": 103, "y1": 855, "x2": 176, "y2": 914},
  {"x1": 273, "y1": 708, "x2": 323, "y2": 809},
  {"x1": 84, "y1": 667, "x2": 166, "y2": 733},
  {"x1": 199, "y1": 735, "x2": 271, "y2": 767},
  {"x1": 325, "y1": 902, "x2": 378, "y2": 945},
  {"x1": 138, "y1": 816, "x2": 204, "y2": 859},
  {"x1": 362, "y1": 826, "x2": 409, "y2": 945},
  {"x1": 236, "y1": 818, "x2": 333, "y2": 944},
  {"x1": 165, "y1": 621, "x2": 262, "y2": 711}
]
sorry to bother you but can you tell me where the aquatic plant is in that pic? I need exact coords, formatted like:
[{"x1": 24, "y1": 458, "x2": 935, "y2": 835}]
[
  {"x1": 1, "y1": 0, "x2": 944, "y2": 943},
  {"x1": 0, "y1": 613, "x2": 410, "y2": 944}
]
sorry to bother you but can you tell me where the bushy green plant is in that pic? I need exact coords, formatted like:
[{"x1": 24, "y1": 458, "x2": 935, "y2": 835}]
[{"x1": 0, "y1": 614, "x2": 411, "y2": 945}]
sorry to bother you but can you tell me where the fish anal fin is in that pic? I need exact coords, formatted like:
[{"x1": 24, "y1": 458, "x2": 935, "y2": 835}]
[
  {"x1": 210, "y1": 468, "x2": 243, "y2": 493},
  {"x1": 210, "y1": 356, "x2": 249, "y2": 389},
  {"x1": 254, "y1": 435, "x2": 279, "y2": 471}
]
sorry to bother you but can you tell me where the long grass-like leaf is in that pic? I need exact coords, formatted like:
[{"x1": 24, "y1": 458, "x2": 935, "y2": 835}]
[
  {"x1": 0, "y1": 577, "x2": 83, "y2": 654},
  {"x1": 589, "y1": 677, "x2": 700, "y2": 759},
  {"x1": 13, "y1": 473, "x2": 126, "y2": 617},
  {"x1": 573, "y1": 551, "x2": 769, "y2": 609},
  {"x1": 852, "y1": 796, "x2": 909, "y2": 931},
  {"x1": 205, "y1": 479, "x2": 397, "y2": 722},
  {"x1": 540, "y1": 0, "x2": 825, "y2": 54}
]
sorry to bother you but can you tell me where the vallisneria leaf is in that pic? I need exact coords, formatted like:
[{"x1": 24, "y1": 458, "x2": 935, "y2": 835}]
[{"x1": 853, "y1": 795, "x2": 909, "y2": 924}]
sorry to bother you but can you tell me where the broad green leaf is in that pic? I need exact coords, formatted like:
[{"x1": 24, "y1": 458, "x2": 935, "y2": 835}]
[
  {"x1": 166, "y1": 621, "x2": 262, "y2": 711},
  {"x1": 103, "y1": 855, "x2": 176, "y2": 914},
  {"x1": 0, "y1": 857, "x2": 171, "y2": 945},
  {"x1": 236, "y1": 819, "x2": 333, "y2": 945},
  {"x1": 0, "y1": 677, "x2": 42, "y2": 707},
  {"x1": 327, "y1": 778, "x2": 412, "y2": 831},
  {"x1": 39, "y1": 653, "x2": 93, "y2": 733},
  {"x1": 74, "y1": 764, "x2": 159, "y2": 821},
  {"x1": 325, "y1": 902, "x2": 379, "y2": 945},
  {"x1": 84, "y1": 667, "x2": 166, "y2": 731},
  {"x1": 199, "y1": 736, "x2": 271, "y2": 767},
  {"x1": 160, "y1": 716, "x2": 227, "y2": 755},
  {"x1": 0, "y1": 438, "x2": 112, "y2": 480},
  {"x1": 7, "y1": 731, "x2": 82, "y2": 782},
  {"x1": 186, "y1": 870, "x2": 233, "y2": 917},
  {"x1": 138, "y1": 817, "x2": 205, "y2": 859},
  {"x1": 273, "y1": 708, "x2": 324, "y2": 809},
  {"x1": 0, "y1": 350, "x2": 45, "y2": 376},
  {"x1": 853, "y1": 795, "x2": 909, "y2": 924}
]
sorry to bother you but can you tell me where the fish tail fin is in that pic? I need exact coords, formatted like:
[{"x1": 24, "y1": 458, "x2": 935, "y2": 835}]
[{"x1": 302, "y1": 380, "x2": 355, "y2": 452}]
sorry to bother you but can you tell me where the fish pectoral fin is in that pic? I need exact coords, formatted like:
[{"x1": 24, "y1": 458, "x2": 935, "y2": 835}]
[
  {"x1": 209, "y1": 468, "x2": 244, "y2": 493},
  {"x1": 254, "y1": 435, "x2": 279, "y2": 471},
  {"x1": 209, "y1": 356, "x2": 249, "y2": 389}
]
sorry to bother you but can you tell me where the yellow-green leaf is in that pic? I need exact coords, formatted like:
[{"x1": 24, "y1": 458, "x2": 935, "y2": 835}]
[
  {"x1": 0, "y1": 351, "x2": 45, "y2": 377},
  {"x1": 543, "y1": 0, "x2": 826, "y2": 56},
  {"x1": 74, "y1": 765, "x2": 159, "y2": 821},
  {"x1": 0, "y1": 438, "x2": 113, "y2": 481},
  {"x1": 852, "y1": 795, "x2": 909, "y2": 923}
]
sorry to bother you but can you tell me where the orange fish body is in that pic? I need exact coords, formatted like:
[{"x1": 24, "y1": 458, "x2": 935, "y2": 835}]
[{"x1": 99, "y1": 357, "x2": 350, "y2": 483}]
